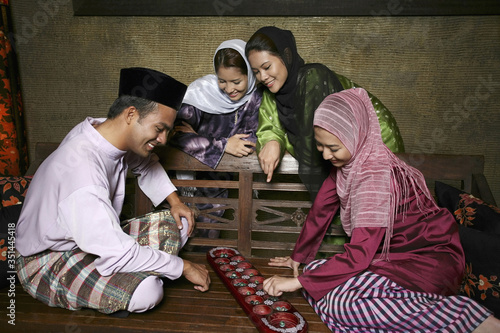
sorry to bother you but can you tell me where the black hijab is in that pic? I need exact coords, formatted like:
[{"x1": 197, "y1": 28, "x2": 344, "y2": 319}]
[
  {"x1": 251, "y1": 26, "x2": 305, "y2": 141},
  {"x1": 249, "y1": 27, "x2": 344, "y2": 200}
]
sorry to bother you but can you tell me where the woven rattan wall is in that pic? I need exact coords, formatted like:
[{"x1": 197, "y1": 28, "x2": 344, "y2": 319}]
[{"x1": 10, "y1": 2, "x2": 500, "y2": 203}]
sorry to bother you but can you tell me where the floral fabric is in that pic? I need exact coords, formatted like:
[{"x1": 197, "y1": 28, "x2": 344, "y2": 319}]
[
  {"x1": 0, "y1": 176, "x2": 32, "y2": 208},
  {"x1": 453, "y1": 192, "x2": 500, "y2": 233},
  {"x1": 458, "y1": 226, "x2": 500, "y2": 317},
  {"x1": 1, "y1": 174, "x2": 31, "y2": 288},
  {"x1": 0, "y1": 3, "x2": 28, "y2": 176},
  {"x1": 435, "y1": 181, "x2": 500, "y2": 317}
]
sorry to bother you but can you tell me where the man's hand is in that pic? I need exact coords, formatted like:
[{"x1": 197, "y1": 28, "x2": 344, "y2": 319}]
[
  {"x1": 258, "y1": 141, "x2": 281, "y2": 182},
  {"x1": 166, "y1": 192, "x2": 195, "y2": 236},
  {"x1": 263, "y1": 275, "x2": 302, "y2": 297},
  {"x1": 182, "y1": 259, "x2": 211, "y2": 292},
  {"x1": 225, "y1": 134, "x2": 256, "y2": 157}
]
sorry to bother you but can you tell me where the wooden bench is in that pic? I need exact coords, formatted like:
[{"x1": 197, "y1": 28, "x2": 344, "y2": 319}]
[
  {"x1": 1, "y1": 142, "x2": 496, "y2": 332},
  {"x1": 139, "y1": 146, "x2": 497, "y2": 257}
]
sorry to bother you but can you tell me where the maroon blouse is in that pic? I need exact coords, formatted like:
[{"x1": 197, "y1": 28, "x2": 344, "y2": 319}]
[{"x1": 291, "y1": 172, "x2": 465, "y2": 301}]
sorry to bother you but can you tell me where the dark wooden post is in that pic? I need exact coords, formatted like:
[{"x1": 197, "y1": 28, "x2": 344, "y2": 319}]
[{"x1": 238, "y1": 171, "x2": 253, "y2": 256}]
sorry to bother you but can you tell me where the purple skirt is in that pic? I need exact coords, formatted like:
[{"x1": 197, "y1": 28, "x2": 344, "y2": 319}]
[{"x1": 303, "y1": 259, "x2": 492, "y2": 332}]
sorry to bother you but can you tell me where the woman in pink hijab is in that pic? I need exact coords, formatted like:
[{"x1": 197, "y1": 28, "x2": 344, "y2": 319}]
[{"x1": 263, "y1": 88, "x2": 499, "y2": 332}]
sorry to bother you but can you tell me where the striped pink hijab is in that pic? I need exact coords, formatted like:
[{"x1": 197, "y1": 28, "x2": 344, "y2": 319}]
[{"x1": 314, "y1": 88, "x2": 435, "y2": 259}]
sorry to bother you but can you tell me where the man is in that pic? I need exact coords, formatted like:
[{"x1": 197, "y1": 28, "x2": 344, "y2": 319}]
[{"x1": 15, "y1": 67, "x2": 210, "y2": 315}]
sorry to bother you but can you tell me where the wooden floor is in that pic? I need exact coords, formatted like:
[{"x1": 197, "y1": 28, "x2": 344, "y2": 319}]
[{"x1": 1, "y1": 252, "x2": 330, "y2": 332}]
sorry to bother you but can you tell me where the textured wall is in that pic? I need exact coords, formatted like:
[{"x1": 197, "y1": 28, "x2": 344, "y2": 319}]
[{"x1": 9, "y1": 2, "x2": 500, "y2": 203}]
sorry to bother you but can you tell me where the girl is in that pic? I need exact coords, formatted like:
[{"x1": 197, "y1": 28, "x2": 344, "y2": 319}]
[
  {"x1": 246, "y1": 26, "x2": 404, "y2": 201},
  {"x1": 170, "y1": 39, "x2": 261, "y2": 239},
  {"x1": 262, "y1": 88, "x2": 498, "y2": 332}
]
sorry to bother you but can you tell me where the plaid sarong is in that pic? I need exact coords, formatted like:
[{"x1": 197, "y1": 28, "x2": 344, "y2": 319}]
[
  {"x1": 302, "y1": 259, "x2": 492, "y2": 332},
  {"x1": 16, "y1": 209, "x2": 181, "y2": 314}
]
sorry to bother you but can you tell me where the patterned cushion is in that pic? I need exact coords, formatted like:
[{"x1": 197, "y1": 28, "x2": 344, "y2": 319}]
[
  {"x1": 435, "y1": 181, "x2": 500, "y2": 234},
  {"x1": 0, "y1": 176, "x2": 32, "y2": 208},
  {"x1": 457, "y1": 225, "x2": 500, "y2": 317},
  {"x1": 435, "y1": 181, "x2": 500, "y2": 317}
]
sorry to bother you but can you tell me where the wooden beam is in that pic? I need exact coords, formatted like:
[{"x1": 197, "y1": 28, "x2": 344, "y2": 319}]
[{"x1": 72, "y1": 0, "x2": 500, "y2": 17}]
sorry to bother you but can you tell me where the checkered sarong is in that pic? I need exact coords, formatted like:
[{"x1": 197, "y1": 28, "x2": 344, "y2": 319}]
[
  {"x1": 302, "y1": 259, "x2": 492, "y2": 332},
  {"x1": 16, "y1": 210, "x2": 181, "y2": 314}
]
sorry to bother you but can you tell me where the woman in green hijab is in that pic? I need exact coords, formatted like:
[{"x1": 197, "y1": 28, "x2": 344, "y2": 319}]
[{"x1": 246, "y1": 26, "x2": 405, "y2": 201}]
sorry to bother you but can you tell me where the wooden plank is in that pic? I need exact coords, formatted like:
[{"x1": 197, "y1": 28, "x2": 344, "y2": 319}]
[
  {"x1": 253, "y1": 182, "x2": 308, "y2": 191},
  {"x1": 251, "y1": 240, "x2": 345, "y2": 254},
  {"x1": 398, "y1": 153, "x2": 485, "y2": 194},
  {"x1": 398, "y1": 153, "x2": 484, "y2": 180},
  {"x1": 155, "y1": 145, "x2": 299, "y2": 174},
  {"x1": 186, "y1": 238, "x2": 238, "y2": 248},
  {"x1": 72, "y1": 0, "x2": 500, "y2": 16},
  {"x1": 252, "y1": 225, "x2": 344, "y2": 235},
  {"x1": 172, "y1": 179, "x2": 239, "y2": 189}
]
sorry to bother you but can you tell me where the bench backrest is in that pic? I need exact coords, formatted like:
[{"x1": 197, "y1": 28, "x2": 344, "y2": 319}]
[
  {"x1": 152, "y1": 146, "x2": 494, "y2": 256},
  {"x1": 28, "y1": 143, "x2": 495, "y2": 257}
]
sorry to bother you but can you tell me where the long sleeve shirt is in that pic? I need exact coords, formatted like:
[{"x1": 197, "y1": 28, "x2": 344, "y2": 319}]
[
  {"x1": 170, "y1": 89, "x2": 261, "y2": 169},
  {"x1": 16, "y1": 117, "x2": 184, "y2": 280},
  {"x1": 256, "y1": 71, "x2": 405, "y2": 157},
  {"x1": 292, "y1": 171, "x2": 465, "y2": 301}
]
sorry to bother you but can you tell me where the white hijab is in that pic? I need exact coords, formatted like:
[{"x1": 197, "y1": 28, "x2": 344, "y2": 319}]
[{"x1": 181, "y1": 39, "x2": 256, "y2": 114}]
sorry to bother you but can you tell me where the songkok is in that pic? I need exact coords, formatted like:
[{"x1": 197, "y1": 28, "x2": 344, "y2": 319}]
[{"x1": 119, "y1": 67, "x2": 187, "y2": 110}]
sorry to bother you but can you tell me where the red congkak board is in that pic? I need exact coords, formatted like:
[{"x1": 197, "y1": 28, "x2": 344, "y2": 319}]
[{"x1": 207, "y1": 247, "x2": 308, "y2": 333}]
